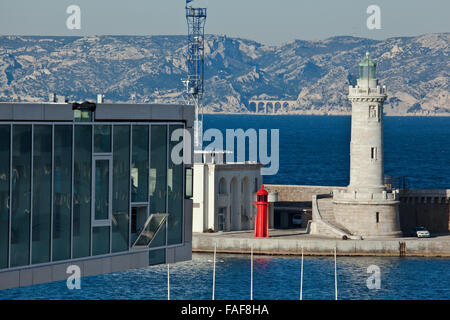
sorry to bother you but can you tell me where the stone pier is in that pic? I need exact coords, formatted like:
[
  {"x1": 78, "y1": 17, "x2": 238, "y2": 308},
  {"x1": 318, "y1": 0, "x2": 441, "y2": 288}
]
[{"x1": 192, "y1": 230, "x2": 450, "y2": 257}]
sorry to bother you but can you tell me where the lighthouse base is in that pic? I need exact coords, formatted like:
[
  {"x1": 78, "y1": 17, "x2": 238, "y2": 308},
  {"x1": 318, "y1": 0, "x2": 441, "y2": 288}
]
[
  {"x1": 332, "y1": 198, "x2": 402, "y2": 238},
  {"x1": 310, "y1": 191, "x2": 402, "y2": 239}
]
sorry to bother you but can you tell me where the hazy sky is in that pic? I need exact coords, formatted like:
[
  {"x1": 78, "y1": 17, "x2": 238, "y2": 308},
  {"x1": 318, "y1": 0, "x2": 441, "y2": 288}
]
[{"x1": 0, "y1": 0, "x2": 449, "y2": 45}]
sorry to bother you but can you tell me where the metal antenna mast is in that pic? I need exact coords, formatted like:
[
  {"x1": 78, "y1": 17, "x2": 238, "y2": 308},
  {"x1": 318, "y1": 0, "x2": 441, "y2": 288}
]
[{"x1": 184, "y1": 1, "x2": 207, "y2": 150}]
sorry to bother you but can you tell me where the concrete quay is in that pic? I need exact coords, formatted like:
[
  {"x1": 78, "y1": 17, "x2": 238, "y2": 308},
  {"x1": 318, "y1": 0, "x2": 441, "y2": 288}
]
[{"x1": 192, "y1": 229, "x2": 450, "y2": 257}]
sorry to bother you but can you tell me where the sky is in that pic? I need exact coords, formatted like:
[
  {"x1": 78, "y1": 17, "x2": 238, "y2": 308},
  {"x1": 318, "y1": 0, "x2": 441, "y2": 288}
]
[{"x1": 0, "y1": 0, "x2": 449, "y2": 45}]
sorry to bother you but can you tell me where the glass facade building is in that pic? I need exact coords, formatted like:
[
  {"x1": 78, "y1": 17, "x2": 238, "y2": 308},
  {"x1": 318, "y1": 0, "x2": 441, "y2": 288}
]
[{"x1": 0, "y1": 102, "x2": 194, "y2": 290}]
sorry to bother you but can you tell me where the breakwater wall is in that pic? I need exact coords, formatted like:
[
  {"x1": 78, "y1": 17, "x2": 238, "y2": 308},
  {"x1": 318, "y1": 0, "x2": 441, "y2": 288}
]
[
  {"x1": 264, "y1": 184, "x2": 450, "y2": 234},
  {"x1": 192, "y1": 233, "x2": 450, "y2": 257}
]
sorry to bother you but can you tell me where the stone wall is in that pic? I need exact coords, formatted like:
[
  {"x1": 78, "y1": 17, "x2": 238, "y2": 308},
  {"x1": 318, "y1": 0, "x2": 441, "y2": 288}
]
[
  {"x1": 265, "y1": 185, "x2": 345, "y2": 202},
  {"x1": 333, "y1": 201, "x2": 402, "y2": 237},
  {"x1": 193, "y1": 233, "x2": 450, "y2": 257},
  {"x1": 266, "y1": 184, "x2": 450, "y2": 235},
  {"x1": 399, "y1": 189, "x2": 450, "y2": 234}
]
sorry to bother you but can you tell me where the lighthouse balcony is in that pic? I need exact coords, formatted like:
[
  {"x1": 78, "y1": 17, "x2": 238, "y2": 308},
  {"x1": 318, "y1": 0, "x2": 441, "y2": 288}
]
[
  {"x1": 333, "y1": 188, "x2": 399, "y2": 203},
  {"x1": 348, "y1": 85, "x2": 386, "y2": 96}
]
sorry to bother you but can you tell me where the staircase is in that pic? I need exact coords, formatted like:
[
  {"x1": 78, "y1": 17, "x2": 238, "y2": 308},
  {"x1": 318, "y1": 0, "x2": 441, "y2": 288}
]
[
  {"x1": 317, "y1": 197, "x2": 335, "y2": 224},
  {"x1": 310, "y1": 194, "x2": 361, "y2": 239}
]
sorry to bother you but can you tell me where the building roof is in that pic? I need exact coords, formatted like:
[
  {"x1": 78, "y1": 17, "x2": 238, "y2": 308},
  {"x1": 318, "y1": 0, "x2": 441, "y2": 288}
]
[{"x1": 0, "y1": 102, "x2": 194, "y2": 127}]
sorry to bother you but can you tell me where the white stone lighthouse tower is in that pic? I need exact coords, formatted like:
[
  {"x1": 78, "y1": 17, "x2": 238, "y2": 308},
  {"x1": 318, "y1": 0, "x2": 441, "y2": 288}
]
[
  {"x1": 348, "y1": 52, "x2": 386, "y2": 194},
  {"x1": 333, "y1": 52, "x2": 402, "y2": 238}
]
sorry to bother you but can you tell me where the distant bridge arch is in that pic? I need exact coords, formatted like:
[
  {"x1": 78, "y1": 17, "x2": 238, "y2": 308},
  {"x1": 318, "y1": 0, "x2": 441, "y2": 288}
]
[{"x1": 247, "y1": 100, "x2": 297, "y2": 114}]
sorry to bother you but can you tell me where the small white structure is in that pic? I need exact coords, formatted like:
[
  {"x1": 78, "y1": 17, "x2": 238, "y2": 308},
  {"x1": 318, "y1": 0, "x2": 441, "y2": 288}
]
[{"x1": 193, "y1": 151, "x2": 263, "y2": 232}]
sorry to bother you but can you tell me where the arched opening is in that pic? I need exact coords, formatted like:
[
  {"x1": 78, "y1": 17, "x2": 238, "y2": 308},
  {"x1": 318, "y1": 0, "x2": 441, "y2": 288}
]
[
  {"x1": 283, "y1": 102, "x2": 290, "y2": 112},
  {"x1": 218, "y1": 177, "x2": 227, "y2": 194},
  {"x1": 248, "y1": 102, "x2": 257, "y2": 113},
  {"x1": 258, "y1": 102, "x2": 265, "y2": 113},
  {"x1": 274, "y1": 102, "x2": 282, "y2": 113},
  {"x1": 266, "y1": 102, "x2": 273, "y2": 114},
  {"x1": 230, "y1": 177, "x2": 240, "y2": 231},
  {"x1": 240, "y1": 177, "x2": 251, "y2": 230}
]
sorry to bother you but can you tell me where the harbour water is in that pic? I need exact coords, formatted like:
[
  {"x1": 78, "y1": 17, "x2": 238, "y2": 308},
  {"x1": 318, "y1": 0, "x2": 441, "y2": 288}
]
[
  {"x1": 203, "y1": 115, "x2": 450, "y2": 189},
  {"x1": 0, "y1": 115, "x2": 449, "y2": 299},
  {"x1": 0, "y1": 253, "x2": 449, "y2": 300}
]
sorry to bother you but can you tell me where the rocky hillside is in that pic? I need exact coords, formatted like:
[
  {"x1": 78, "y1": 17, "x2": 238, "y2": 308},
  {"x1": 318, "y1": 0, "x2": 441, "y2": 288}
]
[{"x1": 0, "y1": 33, "x2": 448, "y2": 115}]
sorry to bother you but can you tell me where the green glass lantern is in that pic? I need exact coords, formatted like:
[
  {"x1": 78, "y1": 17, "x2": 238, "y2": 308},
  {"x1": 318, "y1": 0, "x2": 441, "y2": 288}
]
[{"x1": 359, "y1": 51, "x2": 377, "y2": 79}]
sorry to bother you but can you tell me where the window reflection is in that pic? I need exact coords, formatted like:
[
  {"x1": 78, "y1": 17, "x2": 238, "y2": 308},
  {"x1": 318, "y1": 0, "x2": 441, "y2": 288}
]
[
  {"x1": 32, "y1": 125, "x2": 52, "y2": 264},
  {"x1": 112, "y1": 125, "x2": 130, "y2": 252},
  {"x1": 73, "y1": 125, "x2": 92, "y2": 259},
  {"x1": 131, "y1": 126, "x2": 149, "y2": 203},
  {"x1": 53, "y1": 125, "x2": 72, "y2": 261},
  {"x1": 11, "y1": 125, "x2": 32, "y2": 267},
  {"x1": 168, "y1": 125, "x2": 183, "y2": 245},
  {"x1": 0, "y1": 126, "x2": 10, "y2": 269}
]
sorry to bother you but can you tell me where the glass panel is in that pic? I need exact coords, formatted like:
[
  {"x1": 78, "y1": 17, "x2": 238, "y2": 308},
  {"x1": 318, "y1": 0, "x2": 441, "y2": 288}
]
[
  {"x1": 149, "y1": 222, "x2": 166, "y2": 248},
  {"x1": 112, "y1": 126, "x2": 130, "y2": 252},
  {"x1": 73, "y1": 125, "x2": 92, "y2": 258},
  {"x1": 94, "y1": 125, "x2": 111, "y2": 153},
  {"x1": 359, "y1": 65, "x2": 376, "y2": 79},
  {"x1": 131, "y1": 214, "x2": 167, "y2": 249},
  {"x1": 0, "y1": 126, "x2": 10, "y2": 269},
  {"x1": 148, "y1": 248, "x2": 165, "y2": 266},
  {"x1": 11, "y1": 125, "x2": 32, "y2": 267},
  {"x1": 185, "y1": 168, "x2": 193, "y2": 198},
  {"x1": 92, "y1": 226, "x2": 110, "y2": 255},
  {"x1": 168, "y1": 125, "x2": 183, "y2": 245},
  {"x1": 131, "y1": 125, "x2": 149, "y2": 203},
  {"x1": 95, "y1": 160, "x2": 110, "y2": 220},
  {"x1": 218, "y1": 208, "x2": 225, "y2": 231},
  {"x1": 150, "y1": 125, "x2": 167, "y2": 214},
  {"x1": 131, "y1": 207, "x2": 137, "y2": 234},
  {"x1": 130, "y1": 206, "x2": 148, "y2": 245},
  {"x1": 53, "y1": 125, "x2": 72, "y2": 261},
  {"x1": 32, "y1": 125, "x2": 52, "y2": 264}
]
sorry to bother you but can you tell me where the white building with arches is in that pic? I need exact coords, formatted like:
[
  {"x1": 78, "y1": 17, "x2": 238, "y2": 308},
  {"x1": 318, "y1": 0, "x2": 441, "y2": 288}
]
[{"x1": 192, "y1": 151, "x2": 263, "y2": 233}]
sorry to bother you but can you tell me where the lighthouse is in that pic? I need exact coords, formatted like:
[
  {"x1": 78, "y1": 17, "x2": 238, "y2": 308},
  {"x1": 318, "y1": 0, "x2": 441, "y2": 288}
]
[
  {"x1": 332, "y1": 52, "x2": 402, "y2": 238},
  {"x1": 254, "y1": 185, "x2": 269, "y2": 237},
  {"x1": 348, "y1": 52, "x2": 386, "y2": 194}
]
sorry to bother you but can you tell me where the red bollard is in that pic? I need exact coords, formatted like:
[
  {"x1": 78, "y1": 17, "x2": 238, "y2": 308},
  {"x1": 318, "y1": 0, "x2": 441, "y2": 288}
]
[{"x1": 254, "y1": 184, "x2": 269, "y2": 237}]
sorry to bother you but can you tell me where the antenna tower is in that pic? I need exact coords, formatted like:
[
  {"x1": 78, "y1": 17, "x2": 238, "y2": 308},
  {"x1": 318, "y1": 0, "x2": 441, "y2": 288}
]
[{"x1": 184, "y1": 1, "x2": 207, "y2": 150}]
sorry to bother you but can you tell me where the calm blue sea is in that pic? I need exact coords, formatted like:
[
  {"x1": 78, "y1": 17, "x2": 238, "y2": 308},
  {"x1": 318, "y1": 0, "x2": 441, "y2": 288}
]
[
  {"x1": 0, "y1": 253, "x2": 449, "y2": 300},
  {"x1": 203, "y1": 115, "x2": 450, "y2": 189},
  {"x1": 0, "y1": 115, "x2": 449, "y2": 300}
]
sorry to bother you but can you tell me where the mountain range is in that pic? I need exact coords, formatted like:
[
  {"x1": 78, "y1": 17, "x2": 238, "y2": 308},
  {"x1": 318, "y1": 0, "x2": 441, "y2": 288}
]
[{"x1": 0, "y1": 33, "x2": 448, "y2": 115}]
